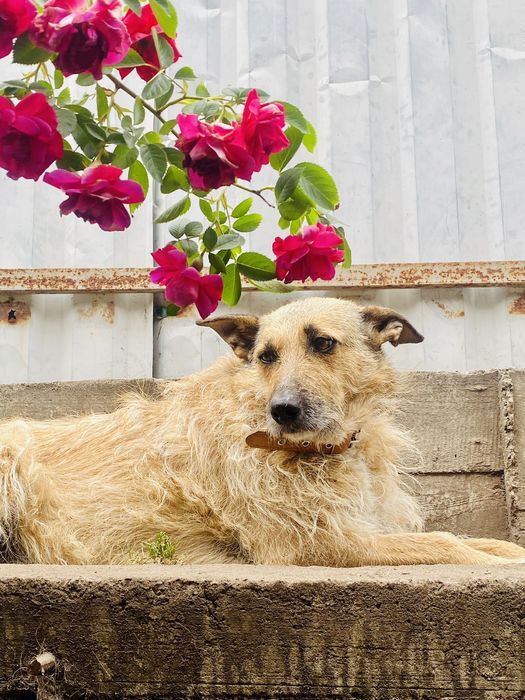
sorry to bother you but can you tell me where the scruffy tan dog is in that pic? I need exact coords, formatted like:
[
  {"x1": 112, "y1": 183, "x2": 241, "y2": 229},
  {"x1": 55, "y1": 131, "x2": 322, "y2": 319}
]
[{"x1": 1, "y1": 297, "x2": 524, "y2": 566}]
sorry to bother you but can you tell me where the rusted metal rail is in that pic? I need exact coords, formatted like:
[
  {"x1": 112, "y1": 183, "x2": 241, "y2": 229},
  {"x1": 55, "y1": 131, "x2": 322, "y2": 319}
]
[{"x1": 0, "y1": 261, "x2": 524, "y2": 294}]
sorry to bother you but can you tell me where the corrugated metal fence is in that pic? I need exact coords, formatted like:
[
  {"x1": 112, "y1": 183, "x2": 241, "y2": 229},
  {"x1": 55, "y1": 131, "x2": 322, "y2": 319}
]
[{"x1": 1, "y1": 0, "x2": 525, "y2": 383}]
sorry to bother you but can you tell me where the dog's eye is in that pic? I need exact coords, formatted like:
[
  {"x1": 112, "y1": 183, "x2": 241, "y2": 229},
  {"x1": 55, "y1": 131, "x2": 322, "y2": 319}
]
[
  {"x1": 312, "y1": 336, "x2": 336, "y2": 353},
  {"x1": 258, "y1": 350, "x2": 278, "y2": 364}
]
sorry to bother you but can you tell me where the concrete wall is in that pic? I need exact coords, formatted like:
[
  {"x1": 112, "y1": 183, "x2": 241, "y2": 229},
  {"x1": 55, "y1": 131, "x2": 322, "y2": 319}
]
[{"x1": 2, "y1": 370, "x2": 525, "y2": 543}]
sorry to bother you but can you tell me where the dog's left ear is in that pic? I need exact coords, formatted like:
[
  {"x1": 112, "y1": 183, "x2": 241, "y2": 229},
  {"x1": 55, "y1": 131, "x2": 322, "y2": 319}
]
[
  {"x1": 197, "y1": 315, "x2": 260, "y2": 360},
  {"x1": 361, "y1": 305, "x2": 424, "y2": 347}
]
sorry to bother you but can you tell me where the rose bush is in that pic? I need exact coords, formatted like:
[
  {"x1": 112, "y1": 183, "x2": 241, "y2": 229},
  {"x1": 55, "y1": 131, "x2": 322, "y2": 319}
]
[{"x1": 1, "y1": 0, "x2": 350, "y2": 318}]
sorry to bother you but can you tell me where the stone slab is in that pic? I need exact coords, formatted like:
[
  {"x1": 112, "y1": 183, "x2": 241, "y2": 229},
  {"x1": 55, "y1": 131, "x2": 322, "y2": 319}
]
[{"x1": 1, "y1": 564, "x2": 525, "y2": 699}]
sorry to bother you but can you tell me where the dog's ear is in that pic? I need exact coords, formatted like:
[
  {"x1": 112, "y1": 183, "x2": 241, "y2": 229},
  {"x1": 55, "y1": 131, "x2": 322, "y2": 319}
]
[
  {"x1": 197, "y1": 315, "x2": 259, "y2": 360},
  {"x1": 360, "y1": 306, "x2": 424, "y2": 347}
]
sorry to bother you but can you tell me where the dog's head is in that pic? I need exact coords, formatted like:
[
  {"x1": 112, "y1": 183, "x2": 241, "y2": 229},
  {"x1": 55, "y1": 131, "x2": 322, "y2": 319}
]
[{"x1": 198, "y1": 298, "x2": 422, "y2": 441}]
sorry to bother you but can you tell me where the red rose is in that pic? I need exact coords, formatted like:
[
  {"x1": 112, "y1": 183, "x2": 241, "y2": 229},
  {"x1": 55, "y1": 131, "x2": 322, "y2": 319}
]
[
  {"x1": 31, "y1": 0, "x2": 130, "y2": 80},
  {"x1": 272, "y1": 223, "x2": 344, "y2": 283},
  {"x1": 120, "y1": 4, "x2": 181, "y2": 82},
  {"x1": 0, "y1": 93, "x2": 63, "y2": 181},
  {"x1": 240, "y1": 89, "x2": 289, "y2": 171},
  {"x1": 0, "y1": 0, "x2": 36, "y2": 59},
  {"x1": 176, "y1": 113, "x2": 255, "y2": 192},
  {"x1": 150, "y1": 244, "x2": 223, "y2": 319},
  {"x1": 43, "y1": 165, "x2": 144, "y2": 231}
]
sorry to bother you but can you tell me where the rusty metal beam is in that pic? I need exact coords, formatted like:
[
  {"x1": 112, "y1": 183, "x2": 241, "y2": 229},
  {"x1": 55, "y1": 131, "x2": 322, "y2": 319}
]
[{"x1": 0, "y1": 261, "x2": 524, "y2": 294}]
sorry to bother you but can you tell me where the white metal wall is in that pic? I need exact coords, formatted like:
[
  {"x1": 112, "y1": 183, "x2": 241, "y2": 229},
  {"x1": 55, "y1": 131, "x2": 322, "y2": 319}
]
[{"x1": 1, "y1": 0, "x2": 525, "y2": 383}]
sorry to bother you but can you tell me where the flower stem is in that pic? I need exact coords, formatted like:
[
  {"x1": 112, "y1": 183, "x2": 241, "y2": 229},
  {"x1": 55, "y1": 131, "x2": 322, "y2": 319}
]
[
  {"x1": 234, "y1": 183, "x2": 275, "y2": 208},
  {"x1": 106, "y1": 73, "x2": 177, "y2": 136}
]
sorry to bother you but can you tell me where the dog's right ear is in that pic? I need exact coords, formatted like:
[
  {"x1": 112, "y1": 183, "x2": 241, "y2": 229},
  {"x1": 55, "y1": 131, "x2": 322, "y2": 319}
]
[{"x1": 197, "y1": 315, "x2": 259, "y2": 360}]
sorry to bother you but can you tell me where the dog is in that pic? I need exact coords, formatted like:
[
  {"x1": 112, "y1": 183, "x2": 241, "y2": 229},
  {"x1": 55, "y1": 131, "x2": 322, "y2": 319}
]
[{"x1": 1, "y1": 296, "x2": 524, "y2": 566}]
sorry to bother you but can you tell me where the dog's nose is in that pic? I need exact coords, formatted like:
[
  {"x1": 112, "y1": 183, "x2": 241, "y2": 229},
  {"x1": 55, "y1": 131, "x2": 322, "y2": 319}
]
[{"x1": 271, "y1": 401, "x2": 301, "y2": 426}]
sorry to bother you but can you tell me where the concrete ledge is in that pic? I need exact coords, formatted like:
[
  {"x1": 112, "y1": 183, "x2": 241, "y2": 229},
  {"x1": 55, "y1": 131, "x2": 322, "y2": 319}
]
[{"x1": 1, "y1": 564, "x2": 525, "y2": 699}]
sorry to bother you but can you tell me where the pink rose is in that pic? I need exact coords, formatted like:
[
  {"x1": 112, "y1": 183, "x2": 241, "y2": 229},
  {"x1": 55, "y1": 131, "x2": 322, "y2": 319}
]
[
  {"x1": 150, "y1": 244, "x2": 223, "y2": 319},
  {"x1": 272, "y1": 223, "x2": 344, "y2": 283},
  {"x1": 0, "y1": 0, "x2": 36, "y2": 59},
  {"x1": 43, "y1": 165, "x2": 144, "y2": 231},
  {"x1": 31, "y1": 0, "x2": 130, "y2": 80},
  {"x1": 0, "y1": 92, "x2": 63, "y2": 181},
  {"x1": 176, "y1": 113, "x2": 255, "y2": 192},
  {"x1": 120, "y1": 4, "x2": 181, "y2": 82},
  {"x1": 240, "y1": 89, "x2": 289, "y2": 171}
]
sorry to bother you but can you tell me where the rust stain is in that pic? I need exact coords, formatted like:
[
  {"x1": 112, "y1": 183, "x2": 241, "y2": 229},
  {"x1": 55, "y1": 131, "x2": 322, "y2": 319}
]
[
  {"x1": 0, "y1": 300, "x2": 31, "y2": 323},
  {"x1": 432, "y1": 300, "x2": 465, "y2": 318},
  {"x1": 509, "y1": 293, "x2": 525, "y2": 315},
  {"x1": 77, "y1": 299, "x2": 115, "y2": 323}
]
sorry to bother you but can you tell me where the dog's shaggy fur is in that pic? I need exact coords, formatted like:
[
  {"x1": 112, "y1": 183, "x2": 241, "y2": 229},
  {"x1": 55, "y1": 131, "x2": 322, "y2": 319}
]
[{"x1": 1, "y1": 297, "x2": 524, "y2": 566}]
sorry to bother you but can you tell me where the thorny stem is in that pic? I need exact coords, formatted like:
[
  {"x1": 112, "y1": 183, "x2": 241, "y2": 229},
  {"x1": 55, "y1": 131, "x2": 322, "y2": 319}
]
[{"x1": 234, "y1": 183, "x2": 275, "y2": 208}]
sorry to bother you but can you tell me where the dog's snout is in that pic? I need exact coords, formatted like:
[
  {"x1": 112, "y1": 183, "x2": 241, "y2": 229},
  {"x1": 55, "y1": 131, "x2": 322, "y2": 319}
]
[{"x1": 271, "y1": 400, "x2": 301, "y2": 426}]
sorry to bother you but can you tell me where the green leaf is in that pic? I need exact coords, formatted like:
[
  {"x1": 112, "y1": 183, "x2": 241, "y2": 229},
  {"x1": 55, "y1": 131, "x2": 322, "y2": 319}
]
[
  {"x1": 154, "y1": 82, "x2": 174, "y2": 110},
  {"x1": 128, "y1": 160, "x2": 149, "y2": 212},
  {"x1": 236, "y1": 252, "x2": 276, "y2": 281},
  {"x1": 165, "y1": 147, "x2": 184, "y2": 166},
  {"x1": 182, "y1": 100, "x2": 220, "y2": 118},
  {"x1": 12, "y1": 32, "x2": 54, "y2": 64},
  {"x1": 152, "y1": 28, "x2": 175, "y2": 69},
  {"x1": 123, "y1": 0, "x2": 142, "y2": 14},
  {"x1": 150, "y1": 0, "x2": 178, "y2": 37},
  {"x1": 133, "y1": 97, "x2": 145, "y2": 125},
  {"x1": 154, "y1": 195, "x2": 191, "y2": 224},
  {"x1": 231, "y1": 198, "x2": 252, "y2": 218},
  {"x1": 56, "y1": 149, "x2": 89, "y2": 171},
  {"x1": 169, "y1": 219, "x2": 202, "y2": 239},
  {"x1": 56, "y1": 87, "x2": 71, "y2": 105},
  {"x1": 184, "y1": 221, "x2": 204, "y2": 237},
  {"x1": 336, "y1": 226, "x2": 351, "y2": 268},
  {"x1": 280, "y1": 101, "x2": 309, "y2": 133},
  {"x1": 278, "y1": 187, "x2": 312, "y2": 221},
  {"x1": 305, "y1": 209, "x2": 319, "y2": 225},
  {"x1": 221, "y1": 264, "x2": 241, "y2": 306},
  {"x1": 275, "y1": 167, "x2": 302, "y2": 204},
  {"x1": 208, "y1": 252, "x2": 227, "y2": 274},
  {"x1": 175, "y1": 66, "x2": 197, "y2": 80},
  {"x1": 76, "y1": 72, "x2": 95, "y2": 86},
  {"x1": 203, "y1": 227, "x2": 218, "y2": 251},
  {"x1": 195, "y1": 82, "x2": 210, "y2": 97},
  {"x1": 96, "y1": 85, "x2": 109, "y2": 121},
  {"x1": 112, "y1": 144, "x2": 138, "y2": 168},
  {"x1": 159, "y1": 119, "x2": 178, "y2": 135},
  {"x1": 111, "y1": 48, "x2": 147, "y2": 68},
  {"x1": 269, "y1": 126, "x2": 303, "y2": 172},
  {"x1": 250, "y1": 279, "x2": 295, "y2": 293},
  {"x1": 199, "y1": 199, "x2": 214, "y2": 222},
  {"x1": 303, "y1": 121, "x2": 317, "y2": 153},
  {"x1": 296, "y1": 162, "x2": 339, "y2": 210},
  {"x1": 215, "y1": 232, "x2": 245, "y2": 250},
  {"x1": 139, "y1": 143, "x2": 167, "y2": 182},
  {"x1": 142, "y1": 73, "x2": 172, "y2": 100},
  {"x1": 29, "y1": 80, "x2": 53, "y2": 97},
  {"x1": 161, "y1": 165, "x2": 189, "y2": 193},
  {"x1": 232, "y1": 213, "x2": 262, "y2": 232},
  {"x1": 55, "y1": 108, "x2": 77, "y2": 137},
  {"x1": 54, "y1": 69, "x2": 64, "y2": 89},
  {"x1": 178, "y1": 239, "x2": 198, "y2": 258}
]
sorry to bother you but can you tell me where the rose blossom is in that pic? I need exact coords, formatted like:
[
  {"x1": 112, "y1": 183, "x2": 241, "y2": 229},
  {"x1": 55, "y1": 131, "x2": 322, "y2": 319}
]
[
  {"x1": 31, "y1": 0, "x2": 130, "y2": 80},
  {"x1": 240, "y1": 89, "x2": 289, "y2": 171},
  {"x1": 150, "y1": 244, "x2": 223, "y2": 319},
  {"x1": 120, "y1": 4, "x2": 181, "y2": 82},
  {"x1": 0, "y1": 93, "x2": 63, "y2": 181},
  {"x1": 272, "y1": 223, "x2": 344, "y2": 283},
  {"x1": 43, "y1": 165, "x2": 144, "y2": 231},
  {"x1": 176, "y1": 113, "x2": 255, "y2": 192},
  {"x1": 0, "y1": 0, "x2": 36, "y2": 59}
]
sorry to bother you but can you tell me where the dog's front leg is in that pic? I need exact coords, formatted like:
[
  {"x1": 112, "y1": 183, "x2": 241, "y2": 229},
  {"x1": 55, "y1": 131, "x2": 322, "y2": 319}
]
[{"x1": 351, "y1": 532, "x2": 520, "y2": 566}]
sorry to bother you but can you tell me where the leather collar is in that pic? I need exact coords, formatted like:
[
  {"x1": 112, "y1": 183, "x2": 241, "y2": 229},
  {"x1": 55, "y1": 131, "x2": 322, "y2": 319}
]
[{"x1": 245, "y1": 430, "x2": 360, "y2": 456}]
